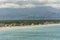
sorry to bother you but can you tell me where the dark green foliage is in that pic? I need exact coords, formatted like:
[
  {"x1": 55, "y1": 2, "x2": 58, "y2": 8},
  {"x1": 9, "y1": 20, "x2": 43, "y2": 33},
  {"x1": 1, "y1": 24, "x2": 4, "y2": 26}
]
[
  {"x1": 0, "y1": 20, "x2": 59, "y2": 27},
  {"x1": 0, "y1": 20, "x2": 59, "y2": 24}
]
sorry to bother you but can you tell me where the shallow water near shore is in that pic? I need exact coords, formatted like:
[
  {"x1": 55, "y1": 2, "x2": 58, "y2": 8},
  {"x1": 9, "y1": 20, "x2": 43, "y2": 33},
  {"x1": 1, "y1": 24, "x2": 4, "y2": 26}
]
[{"x1": 0, "y1": 25, "x2": 60, "y2": 40}]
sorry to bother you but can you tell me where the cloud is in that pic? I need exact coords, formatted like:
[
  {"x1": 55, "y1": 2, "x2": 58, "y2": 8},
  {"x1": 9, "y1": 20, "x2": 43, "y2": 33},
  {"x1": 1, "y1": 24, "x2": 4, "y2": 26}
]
[
  {"x1": 44, "y1": 0, "x2": 60, "y2": 8},
  {"x1": 0, "y1": 3, "x2": 20, "y2": 8},
  {"x1": 0, "y1": 0, "x2": 37, "y2": 8},
  {"x1": 48, "y1": 0, "x2": 57, "y2": 3},
  {"x1": 0, "y1": 0, "x2": 59, "y2": 8},
  {"x1": 44, "y1": 4, "x2": 60, "y2": 8},
  {"x1": 0, "y1": 3, "x2": 36, "y2": 8},
  {"x1": 39, "y1": 0, "x2": 60, "y2": 8}
]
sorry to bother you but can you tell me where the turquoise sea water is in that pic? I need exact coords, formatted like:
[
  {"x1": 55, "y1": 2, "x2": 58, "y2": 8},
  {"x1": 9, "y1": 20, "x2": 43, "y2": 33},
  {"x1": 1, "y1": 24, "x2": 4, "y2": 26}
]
[{"x1": 0, "y1": 25, "x2": 60, "y2": 40}]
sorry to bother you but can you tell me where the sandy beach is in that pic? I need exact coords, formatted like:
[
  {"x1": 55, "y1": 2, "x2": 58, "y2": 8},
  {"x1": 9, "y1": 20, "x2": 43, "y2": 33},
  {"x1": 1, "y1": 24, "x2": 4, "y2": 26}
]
[{"x1": 0, "y1": 23, "x2": 60, "y2": 31}]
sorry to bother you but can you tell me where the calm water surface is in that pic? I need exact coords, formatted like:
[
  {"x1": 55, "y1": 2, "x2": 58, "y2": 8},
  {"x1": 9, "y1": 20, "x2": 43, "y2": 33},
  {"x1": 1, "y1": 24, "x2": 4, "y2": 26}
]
[{"x1": 0, "y1": 25, "x2": 60, "y2": 40}]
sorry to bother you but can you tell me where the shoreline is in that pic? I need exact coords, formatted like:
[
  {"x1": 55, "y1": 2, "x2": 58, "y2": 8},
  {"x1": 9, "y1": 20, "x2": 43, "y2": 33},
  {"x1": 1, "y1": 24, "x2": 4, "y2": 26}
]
[{"x1": 0, "y1": 23, "x2": 60, "y2": 30}]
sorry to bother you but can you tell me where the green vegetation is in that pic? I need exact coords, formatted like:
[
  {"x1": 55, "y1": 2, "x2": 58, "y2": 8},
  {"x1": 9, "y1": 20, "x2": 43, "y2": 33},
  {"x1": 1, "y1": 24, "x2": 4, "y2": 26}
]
[{"x1": 0, "y1": 20, "x2": 59, "y2": 27}]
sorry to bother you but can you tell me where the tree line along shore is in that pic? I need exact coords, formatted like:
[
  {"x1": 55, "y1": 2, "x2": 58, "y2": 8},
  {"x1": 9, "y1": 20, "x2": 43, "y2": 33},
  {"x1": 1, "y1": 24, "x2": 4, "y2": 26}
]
[{"x1": 0, "y1": 20, "x2": 59, "y2": 27}]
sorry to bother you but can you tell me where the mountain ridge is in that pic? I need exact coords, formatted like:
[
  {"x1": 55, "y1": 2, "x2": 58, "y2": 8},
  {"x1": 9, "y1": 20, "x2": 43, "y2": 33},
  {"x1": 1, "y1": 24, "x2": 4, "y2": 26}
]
[{"x1": 0, "y1": 7, "x2": 59, "y2": 20}]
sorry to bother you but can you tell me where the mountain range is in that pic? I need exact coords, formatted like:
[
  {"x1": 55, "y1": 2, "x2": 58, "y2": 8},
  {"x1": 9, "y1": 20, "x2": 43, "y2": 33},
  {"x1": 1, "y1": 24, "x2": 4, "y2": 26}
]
[{"x1": 0, "y1": 6, "x2": 60, "y2": 20}]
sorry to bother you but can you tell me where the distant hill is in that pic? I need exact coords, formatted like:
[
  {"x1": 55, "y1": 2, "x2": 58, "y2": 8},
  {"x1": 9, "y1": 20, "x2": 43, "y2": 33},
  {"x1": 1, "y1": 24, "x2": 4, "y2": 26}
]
[{"x1": 0, "y1": 6, "x2": 60, "y2": 20}]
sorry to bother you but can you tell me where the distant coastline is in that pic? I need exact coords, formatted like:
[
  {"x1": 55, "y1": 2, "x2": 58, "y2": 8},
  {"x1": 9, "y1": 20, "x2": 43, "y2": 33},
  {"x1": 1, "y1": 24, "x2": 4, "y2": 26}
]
[
  {"x1": 0, "y1": 23, "x2": 60, "y2": 31},
  {"x1": 0, "y1": 20, "x2": 59, "y2": 27}
]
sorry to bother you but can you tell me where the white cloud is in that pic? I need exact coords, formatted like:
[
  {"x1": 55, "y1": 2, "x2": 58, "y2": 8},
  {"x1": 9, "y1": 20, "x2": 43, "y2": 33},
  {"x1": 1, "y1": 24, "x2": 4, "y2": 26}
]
[
  {"x1": 0, "y1": 0, "x2": 7, "y2": 1},
  {"x1": 0, "y1": 0, "x2": 59, "y2": 8},
  {"x1": 0, "y1": 0, "x2": 37, "y2": 8},
  {"x1": 0, "y1": 3, "x2": 35, "y2": 8},
  {"x1": 37, "y1": 0, "x2": 47, "y2": 3},
  {"x1": 0, "y1": 3, "x2": 20, "y2": 8},
  {"x1": 48, "y1": 0, "x2": 57, "y2": 3},
  {"x1": 21, "y1": 4, "x2": 35, "y2": 8},
  {"x1": 45, "y1": 4, "x2": 60, "y2": 8},
  {"x1": 38, "y1": 0, "x2": 60, "y2": 8}
]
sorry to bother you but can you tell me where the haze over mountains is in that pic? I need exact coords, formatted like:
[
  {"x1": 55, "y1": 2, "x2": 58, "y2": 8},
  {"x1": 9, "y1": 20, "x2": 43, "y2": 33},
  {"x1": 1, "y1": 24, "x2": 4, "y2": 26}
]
[
  {"x1": 0, "y1": 0, "x2": 59, "y2": 20},
  {"x1": 0, "y1": 6, "x2": 59, "y2": 20}
]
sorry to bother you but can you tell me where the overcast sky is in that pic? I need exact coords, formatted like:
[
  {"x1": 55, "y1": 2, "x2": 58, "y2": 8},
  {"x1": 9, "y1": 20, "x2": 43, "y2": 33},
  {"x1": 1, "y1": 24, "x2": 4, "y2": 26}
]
[{"x1": 0, "y1": 0, "x2": 59, "y2": 8}]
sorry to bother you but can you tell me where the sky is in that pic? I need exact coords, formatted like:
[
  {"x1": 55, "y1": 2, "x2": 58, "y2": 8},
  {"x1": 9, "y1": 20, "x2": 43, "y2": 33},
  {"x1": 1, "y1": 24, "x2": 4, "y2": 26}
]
[{"x1": 0, "y1": 0, "x2": 59, "y2": 8}]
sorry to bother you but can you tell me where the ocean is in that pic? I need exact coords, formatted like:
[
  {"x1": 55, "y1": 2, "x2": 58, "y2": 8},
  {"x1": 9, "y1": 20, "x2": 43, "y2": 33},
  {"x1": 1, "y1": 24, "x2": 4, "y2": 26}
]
[{"x1": 0, "y1": 25, "x2": 60, "y2": 40}]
